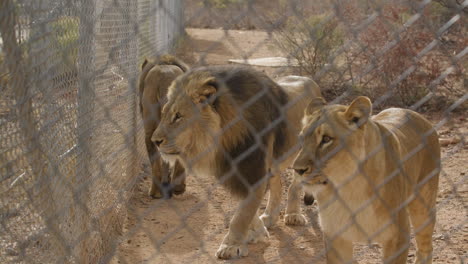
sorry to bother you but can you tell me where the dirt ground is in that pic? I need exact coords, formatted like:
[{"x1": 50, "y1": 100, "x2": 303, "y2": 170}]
[{"x1": 110, "y1": 28, "x2": 467, "y2": 264}]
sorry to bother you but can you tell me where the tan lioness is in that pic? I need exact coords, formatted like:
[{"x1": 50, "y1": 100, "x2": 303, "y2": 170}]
[
  {"x1": 152, "y1": 66, "x2": 320, "y2": 259},
  {"x1": 138, "y1": 55, "x2": 189, "y2": 198},
  {"x1": 291, "y1": 96, "x2": 440, "y2": 264}
]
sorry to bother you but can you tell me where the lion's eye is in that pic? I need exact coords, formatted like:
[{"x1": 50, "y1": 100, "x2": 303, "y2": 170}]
[
  {"x1": 321, "y1": 135, "x2": 332, "y2": 145},
  {"x1": 172, "y1": 112, "x2": 182, "y2": 123}
]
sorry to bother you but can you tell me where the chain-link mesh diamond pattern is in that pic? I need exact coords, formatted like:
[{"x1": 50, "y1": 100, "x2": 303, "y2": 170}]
[{"x1": 0, "y1": 0, "x2": 466, "y2": 263}]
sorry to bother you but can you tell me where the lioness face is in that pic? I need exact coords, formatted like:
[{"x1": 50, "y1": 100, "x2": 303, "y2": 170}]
[
  {"x1": 152, "y1": 72, "x2": 222, "y2": 168},
  {"x1": 293, "y1": 97, "x2": 372, "y2": 194}
]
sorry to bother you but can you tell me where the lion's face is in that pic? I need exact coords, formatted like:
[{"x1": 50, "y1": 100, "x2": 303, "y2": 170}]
[
  {"x1": 152, "y1": 71, "x2": 222, "y2": 169},
  {"x1": 293, "y1": 97, "x2": 372, "y2": 194}
]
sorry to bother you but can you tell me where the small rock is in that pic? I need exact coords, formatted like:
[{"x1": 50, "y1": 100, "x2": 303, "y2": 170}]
[
  {"x1": 438, "y1": 129, "x2": 450, "y2": 135},
  {"x1": 439, "y1": 137, "x2": 461, "y2": 146},
  {"x1": 5, "y1": 248, "x2": 19, "y2": 256},
  {"x1": 127, "y1": 239, "x2": 132, "y2": 244}
]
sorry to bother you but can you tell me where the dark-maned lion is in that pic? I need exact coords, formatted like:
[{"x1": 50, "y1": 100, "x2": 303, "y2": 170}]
[
  {"x1": 292, "y1": 96, "x2": 440, "y2": 264},
  {"x1": 152, "y1": 67, "x2": 320, "y2": 259},
  {"x1": 138, "y1": 54, "x2": 189, "y2": 198}
]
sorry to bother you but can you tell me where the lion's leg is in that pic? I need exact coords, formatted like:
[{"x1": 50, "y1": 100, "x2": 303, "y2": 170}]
[
  {"x1": 144, "y1": 103, "x2": 170, "y2": 199},
  {"x1": 150, "y1": 155, "x2": 171, "y2": 199},
  {"x1": 382, "y1": 213, "x2": 410, "y2": 264},
  {"x1": 216, "y1": 181, "x2": 267, "y2": 259},
  {"x1": 143, "y1": 100, "x2": 173, "y2": 199},
  {"x1": 144, "y1": 131, "x2": 157, "y2": 164},
  {"x1": 170, "y1": 160, "x2": 186, "y2": 195},
  {"x1": 324, "y1": 234, "x2": 354, "y2": 264},
  {"x1": 148, "y1": 159, "x2": 160, "y2": 198},
  {"x1": 142, "y1": 103, "x2": 157, "y2": 167},
  {"x1": 408, "y1": 176, "x2": 438, "y2": 264},
  {"x1": 247, "y1": 210, "x2": 270, "y2": 244},
  {"x1": 409, "y1": 206, "x2": 435, "y2": 264},
  {"x1": 260, "y1": 173, "x2": 282, "y2": 228},
  {"x1": 145, "y1": 123, "x2": 163, "y2": 198},
  {"x1": 284, "y1": 177, "x2": 307, "y2": 226}
]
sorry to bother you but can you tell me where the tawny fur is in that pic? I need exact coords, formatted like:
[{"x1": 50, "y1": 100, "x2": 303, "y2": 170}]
[
  {"x1": 152, "y1": 66, "x2": 321, "y2": 259},
  {"x1": 138, "y1": 54, "x2": 189, "y2": 198},
  {"x1": 292, "y1": 96, "x2": 440, "y2": 264}
]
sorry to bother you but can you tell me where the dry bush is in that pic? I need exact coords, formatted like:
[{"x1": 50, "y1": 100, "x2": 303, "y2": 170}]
[
  {"x1": 0, "y1": 53, "x2": 9, "y2": 95},
  {"x1": 274, "y1": 0, "x2": 464, "y2": 109},
  {"x1": 275, "y1": 14, "x2": 344, "y2": 76},
  {"x1": 352, "y1": 2, "x2": 465, "y2": 108},
  {"x1": 185, "y1": 0, "x2": 290, "y2": 30},
  {"x1": 273, "y1": 14, "x2": 348, "y2": 98}
]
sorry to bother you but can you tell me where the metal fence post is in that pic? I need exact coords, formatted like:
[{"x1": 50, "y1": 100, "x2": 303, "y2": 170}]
[{"x1": 75, "y1": 0, "x2": 98, "y2": 261}]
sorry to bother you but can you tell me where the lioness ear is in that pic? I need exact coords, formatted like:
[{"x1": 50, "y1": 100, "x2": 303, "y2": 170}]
[
  {"x1": 305, "y1": 97, "x2": 326, "y2": 116},
  {"x1": 192, "y1": 76, "x2": 218, "y2": 104},
  {"x1": 141, "y1": 58, "x2": 148, "y2": 70},
  {"x1": 345, "y1": 96, "x2": 372, "y2": 127}
]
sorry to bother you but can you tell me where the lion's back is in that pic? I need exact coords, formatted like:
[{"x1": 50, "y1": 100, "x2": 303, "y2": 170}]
[
  {"x1": 211, "y1": 66, "x2": 290, "y2": 156},
  {"x1": 144, "y1": 65, "x2": 184, "y2": 103},
  {"x1": 275, "y1": 75, "x2": 322, "y2": 167},
  {"x1": 374, "y1": 108, "x2": 440, "y2": 184}
]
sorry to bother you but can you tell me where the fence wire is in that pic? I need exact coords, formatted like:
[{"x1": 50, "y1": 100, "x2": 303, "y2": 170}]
[
  {"x1": 0, "y1": 0, "x2": 183, "y2": 263},
  {"x1": 0, "y1": 0, "x2": 466, "y2": 264}
]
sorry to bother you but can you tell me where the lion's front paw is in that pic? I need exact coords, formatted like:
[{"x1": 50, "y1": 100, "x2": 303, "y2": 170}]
[
  {"x1": 149, "y1": 184, "x2": 162, "y2": 199},
  {"x1": 172, "y1": 183, "x2": 186, "y2": 195},
  {"x1": 215, "y1": 243, "x2": 248, "y2": 259},
  {"x1": 284, "y1": 213, "x2": 308, "y2": 226},
  {"x1": 149, "y1": 182, "x2": 173, "y2": 199},
  {"x1": 247, "y1": 224, "x2": 270, "y2": 244},
  {"x1": 260, "y1": 213, "x2": 278, "y2": 228},
  {"x1": 415, "y1": 252, "x2": 432, "y2": 264}
]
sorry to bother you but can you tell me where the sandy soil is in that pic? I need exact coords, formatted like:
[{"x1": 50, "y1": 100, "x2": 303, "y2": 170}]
[{"x1": 110, "y1": 28, "x2": 467, "y2": 264}]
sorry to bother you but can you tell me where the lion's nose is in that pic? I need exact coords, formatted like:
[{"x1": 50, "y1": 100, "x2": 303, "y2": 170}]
[
  {"x1": 294, "y1": 167, "x2": 310, "y2": 176},
  {"x1": 154, "y1": 138, "x2": 164, "y2": 147}
]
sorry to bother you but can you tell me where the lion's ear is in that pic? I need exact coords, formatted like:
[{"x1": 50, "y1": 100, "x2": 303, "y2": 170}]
[
  {"x1": 141, "y1": 58, "x2": 148, "y2": 70},
  {"x1": 345, "y1": 96, "x2": 372, "y2": 127},
  {"x1": 192, "y1": 77, "x2": 218, "y2": 104},
  {"x1": 305, "y1": 97, "x2": 326, "y2": 116}
]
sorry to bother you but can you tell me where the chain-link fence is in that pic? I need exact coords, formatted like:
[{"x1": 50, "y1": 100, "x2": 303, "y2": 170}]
[
  {"x1": 1, "y1": 0, "x2": 466, "y2": 263},
  {"x1": 0, "y1": 0, "x2": 183, "y2": 263}
]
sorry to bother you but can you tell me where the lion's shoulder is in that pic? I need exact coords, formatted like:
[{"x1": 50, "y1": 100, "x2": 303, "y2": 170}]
[
  {"x1": 372, "y1": 108, "x2": 439, "y2": 156},
  {"x1": 373, "y1": 108, "x2": 434, "y2": 135}
]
